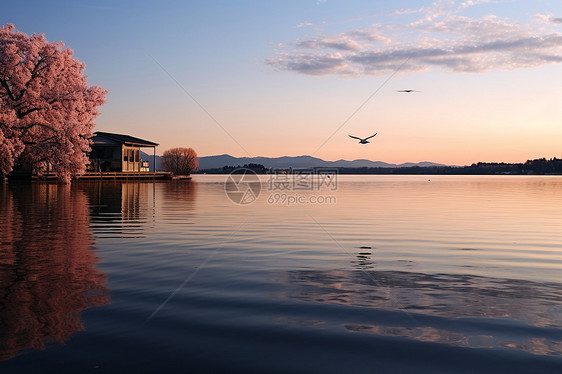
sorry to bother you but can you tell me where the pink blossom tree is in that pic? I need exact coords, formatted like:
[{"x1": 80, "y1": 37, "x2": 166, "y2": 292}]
[{"x1": 0, "y1": 24, "x2": 107, "y2": 183}]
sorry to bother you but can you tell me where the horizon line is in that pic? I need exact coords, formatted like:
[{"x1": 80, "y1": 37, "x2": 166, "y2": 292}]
[{"x1": 141, "y1": 151, "x2": 562, "y2": 167}]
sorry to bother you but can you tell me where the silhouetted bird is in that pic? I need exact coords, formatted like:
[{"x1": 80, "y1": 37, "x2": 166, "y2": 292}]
[
  {"x1": 397, "y1": 89, "x2": 420, "y2": 93},
  {"x1": 348, "y1": 133, "x2": 377, "y2": 144}
]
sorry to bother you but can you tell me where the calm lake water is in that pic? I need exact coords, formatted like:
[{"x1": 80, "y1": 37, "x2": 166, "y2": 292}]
[{"x1": 1, "y1": 175, "x2": 561, "y2": 373}]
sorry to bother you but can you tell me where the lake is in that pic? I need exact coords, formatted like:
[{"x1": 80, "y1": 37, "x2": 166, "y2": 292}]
[{"x1": 1, "y1": 175, "x2": 561, "y2": 373}]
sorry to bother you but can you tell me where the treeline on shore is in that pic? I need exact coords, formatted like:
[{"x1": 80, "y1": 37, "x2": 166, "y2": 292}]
[{"x1": 198, "y1": 158, "x2": 562, "y2": 175}]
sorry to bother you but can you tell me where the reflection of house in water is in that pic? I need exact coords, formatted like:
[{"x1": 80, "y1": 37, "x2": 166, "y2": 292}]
[
  {"x1": 88, "y1": 132, "x2": 158, "y2": 172},
  {"x1": 0, "y1": 183, "x2": 110, "y2": 361},
  {"x1": 84, "y1": 182, "x2": 154, "y2": 238},
  {"x1": 83, "y1": 181, "x2": 198, "y2": 238}
]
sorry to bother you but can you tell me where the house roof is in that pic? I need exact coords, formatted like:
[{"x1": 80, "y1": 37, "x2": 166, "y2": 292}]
[{"x1": 92, "y1": 132, "x2": 159, "y2": 147}]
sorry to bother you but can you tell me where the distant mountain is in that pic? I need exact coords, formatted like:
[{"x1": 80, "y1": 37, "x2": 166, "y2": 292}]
[
  {"x1": 398, "y1": 161, "x2": 446, "y2": 168},
  {"x1": 197, "y1": 154, "x2": 445, "y2": 170},
  {"x1": 140, "y1": 151, "x2": 162, "y2": 171},
  {"x1": 140, "y1": 153, "x2": 562, "y2": 175},
  {"x1": 140, "y1": 151, "x2": 445, "y2": 171}
]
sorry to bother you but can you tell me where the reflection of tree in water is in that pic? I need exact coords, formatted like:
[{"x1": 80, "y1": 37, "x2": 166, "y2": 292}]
[
  {"x1": 159, "y1": 181, "x2": 198, "y2": 221},
  {"x1": 161, "y1": 180, "x2": 197, "y2": 204},
  {"x1": 0, "y1": 183, "x2": 110, "y2": 361},
  {"x1": 269, "y1": 269, "x2": 562, "y2": 355}
]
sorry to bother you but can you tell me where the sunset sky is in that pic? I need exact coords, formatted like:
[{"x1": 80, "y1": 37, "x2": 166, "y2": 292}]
[{"x1": 3, "y1": 0, "x2": 562, "y2": 165}]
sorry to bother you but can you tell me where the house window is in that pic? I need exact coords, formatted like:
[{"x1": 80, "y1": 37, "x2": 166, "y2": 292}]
[
  {"x1": 123, "y1": 151, "x2": 128, "y2": 162},
  {"x1": 134, "y1": 149, "x2": 140, "y2": 162}
]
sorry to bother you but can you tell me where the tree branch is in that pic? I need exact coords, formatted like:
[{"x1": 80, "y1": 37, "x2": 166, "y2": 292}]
[
  {"x1": 17, "y1": 107, "x2": 42, "y2": 119},
  {"x1": 0, "y1": 79, "x2": 16, "y2": 101},
  {"x1": 20, "y1": 122, "x2": 57, "y2": 137},
  {"x1": 23, "y1": 140, "x2": 61, "y2": 146}
]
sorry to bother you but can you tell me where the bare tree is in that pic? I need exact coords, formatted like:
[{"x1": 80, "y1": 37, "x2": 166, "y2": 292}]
[{"x1": 161, "y1": 147, "x2": 198, "y2": 175}]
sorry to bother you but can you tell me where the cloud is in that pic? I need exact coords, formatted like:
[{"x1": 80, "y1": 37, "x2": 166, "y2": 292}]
[
  {"x1": 534, "y1": 13, "x2": 562, "y2": 25},
  {"x1": 347, "y1": 29, "x2": 389, "y2": 43},
  {"x1": 270, "y1": 53, "x2": 349, "y2": 76},
  {"x1": 347, "y1": 33, "x2": 562, "y2": 73},
  {"x1": 296, "y1": 22, "x2": 315, "y2": 28},
  {"x1": 393, "y1": 0, "x2": 456, "y2": 18},
  {"x1": 460, "y1": 0, "x2": 493, "y2": 9},
  {"x1": 393, "y1": 7, "x2": 424, "y2": 16},
  {"x1": 422, "y1": 0, "x2": 456, "y2": 21},
  {"x1": 396, "y1": 0, "x2": 456, "y2": 26},
  {"x1": 296, "y1": 35, "x2": 364, "y2": 51},
  {"x1": 267, "y1": 2, "x2": 562, "y2": 76}
]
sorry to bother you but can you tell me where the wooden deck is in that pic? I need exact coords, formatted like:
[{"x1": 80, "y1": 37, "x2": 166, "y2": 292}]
[{"x1": 30, "y1": 171, "x2": 173, "y2": 181}]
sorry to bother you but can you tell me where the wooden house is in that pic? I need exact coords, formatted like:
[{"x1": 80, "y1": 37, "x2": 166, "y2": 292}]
[{"x1": 89, "y1": 132, "x2": 158, "y2": 172}]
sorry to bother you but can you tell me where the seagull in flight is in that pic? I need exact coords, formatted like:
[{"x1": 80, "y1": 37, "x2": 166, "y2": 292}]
[
  {"x1": 397, "y1": 89, "x2": 420, "y2": 93},
  {"x1": 348, "y1": 133, "x2": 377, "y2": 144}
]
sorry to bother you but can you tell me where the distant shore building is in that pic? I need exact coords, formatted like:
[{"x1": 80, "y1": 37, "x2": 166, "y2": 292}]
[{"x1": 89, "y1": 132, "x2": 158, "y2": 172}]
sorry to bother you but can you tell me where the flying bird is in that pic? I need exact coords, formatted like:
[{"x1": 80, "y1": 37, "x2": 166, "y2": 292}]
[
  {"x1": 397, "y1": 89, "x2": 420, "y2": 93},
  {"x1": 348, "y1": 133, "x2": 377, "y2": 144}
]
